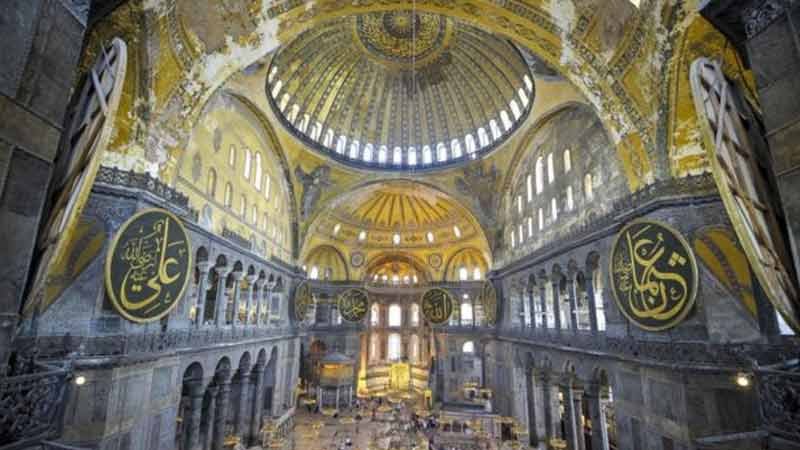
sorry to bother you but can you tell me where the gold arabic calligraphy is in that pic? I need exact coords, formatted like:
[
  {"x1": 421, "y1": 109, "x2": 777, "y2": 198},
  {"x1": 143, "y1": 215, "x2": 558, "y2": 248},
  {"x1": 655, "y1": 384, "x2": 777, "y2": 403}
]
[
  {"x1": 338, "y1": 289, "x2": 368, "y2": 322},
  {"x1": 106, "y1": 209, "x2": 191, "y2": 323},
  {"x1": 421, "y1": 288, "x2": 453, "y2": 324},
  {"x1": 611, "y1": 221, "x2": 696, "y2": 330}
]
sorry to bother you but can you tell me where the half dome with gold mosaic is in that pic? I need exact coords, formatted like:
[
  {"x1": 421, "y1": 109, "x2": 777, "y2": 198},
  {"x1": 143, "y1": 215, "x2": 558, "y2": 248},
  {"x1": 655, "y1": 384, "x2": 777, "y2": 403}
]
[{"x1": 266, "y1": 10, "x2": 534, "y2": 171}]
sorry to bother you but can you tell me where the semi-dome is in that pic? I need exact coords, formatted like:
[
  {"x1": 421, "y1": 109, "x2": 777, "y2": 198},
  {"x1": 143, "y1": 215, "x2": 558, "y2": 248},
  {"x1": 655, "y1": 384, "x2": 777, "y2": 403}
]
[{"x1": 266, "y1": 10, "x2": 534, "y2": 171}]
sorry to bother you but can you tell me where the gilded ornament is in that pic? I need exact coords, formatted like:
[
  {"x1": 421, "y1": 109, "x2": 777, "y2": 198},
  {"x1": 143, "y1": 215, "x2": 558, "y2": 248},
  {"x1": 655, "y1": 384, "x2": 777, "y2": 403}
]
[
  {"x1": 609, "y1": 219, "x2": 698, "y2": 331},
  {"x1": 337, "y1": 289, "x2": 369, "y2": 323},
  {"x1": 420, "y1": 287, "x2": 454, "y2": 325},
  {"x1": 293, "y1": 281, "x2": 313, "y2": 322},
  {"x1": 105, "y1": 208, "x2": 192, "y2": 323}
]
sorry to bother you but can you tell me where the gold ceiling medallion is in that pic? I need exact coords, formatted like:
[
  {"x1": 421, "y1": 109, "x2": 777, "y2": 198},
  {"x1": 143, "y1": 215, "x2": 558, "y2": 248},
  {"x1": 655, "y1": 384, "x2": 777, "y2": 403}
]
[
  {"x1": 354, "y1": 11, "x2": 452, "y2": 70},
  {"x1": 337, "y1": 288, "x2": 370, "y2": 322},
  {"x1": 691, "y1": 58, "x2": 800, "y2": 332},
  {"x1": 26, "y1": 37, "x2": 128, "y2": 317},
  {"x1": 104, "y1": 209, "x2": 192, "y2": 323},
  {"x1": 293, "y1": 281, "x2": 313, "y2": 322},
  {"x1": 609, "y1": 219, "x2": 698, "y2": 331},
  {"x1": 478, "y1": 281, "x2": 498, "y2": 326},
  {"x1": 420, "y1": 287, "x2": 454, "y2": 325}
]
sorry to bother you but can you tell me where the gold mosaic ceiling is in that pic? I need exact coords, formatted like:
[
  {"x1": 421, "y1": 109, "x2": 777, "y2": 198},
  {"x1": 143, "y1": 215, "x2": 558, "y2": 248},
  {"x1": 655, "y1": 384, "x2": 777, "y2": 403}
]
[{"x1": 266, "y1": 10, "x2": 534, "y2": 170}]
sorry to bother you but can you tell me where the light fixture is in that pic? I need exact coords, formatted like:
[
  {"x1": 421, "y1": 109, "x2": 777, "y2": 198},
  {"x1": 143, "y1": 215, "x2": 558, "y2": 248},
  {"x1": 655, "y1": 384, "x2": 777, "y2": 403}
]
[
  {"x1": 735, "y1": 373, "x2": 751, "y2": 388},
  {"x1": 75, "y1": 375, "x2": 86, "y2": 386}
]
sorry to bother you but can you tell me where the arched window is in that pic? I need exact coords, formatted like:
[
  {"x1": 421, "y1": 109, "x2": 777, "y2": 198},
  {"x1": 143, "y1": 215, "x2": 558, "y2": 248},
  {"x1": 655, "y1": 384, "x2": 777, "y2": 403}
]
[
  {"x1": 387, "y1": 333, "x2": 402, "y2": 361},
  {"x1": 393, "y1": 147, "x2": 403, "y2": 165},
  {"x1": 518, "y1": 88, "x2": 529, "y2": 107},
  {"x1": 254, "y1": 153, "x2": 263, "y2": 190},
  {"x1": 207, "y1": 169, "x2": 217, "y2": 197},
  {"x1": 323, "y1": 129, "x2": 334, "y2": 147},
  {"x1": 465, "y1": 135, "x2": 476, "y2": 154},
  {"x1": 462, "y1": 341, "x2": 475, "y2": 353},
  {"x1": 517, "y1": 195, "x2": 523, "y2": 214},
  {"x1": 519, "y1": 224, "x2": 525, "y2": 243},
  {"x1": 363, "y1": 144, "x2": 373, "y2": 162},
  {"x1": 408, "y1": 147, "x2": 417, "y2": 166},
  {"x1": 309, "y1": 266, "x2": 319, "y2": 280},
  {"x1": 547, "y1": 153, "x2": 555, "y2": 184},
  {"x1": 298, "y1": 114, "x2": 310, "y2": 133},
  {"x1": 370, "y1": 303, "x2": 380, "y2": 326},
  {"x1": 378, "y1": 146, "x2": 388, "y2": 164},
  {"x1": 564, "y1": 150, "x2": 572, "y2": 173},
  {"x1": 566, "y1": 186, "x2": 574, "y2": 211},
  {"x1": 228, "y1": 145, "x2": 236, "y2": 167},
  {"x1": 538, "y1": 208, "x2": 544, "y2": 230},
  {"x1": 426, "y1": 231, "x2": 435, "y2": 243},
  {"x1": 510, "y1": 231, "x2": 516, "y2": 249},
  {"x1": 410, "y1": 303, "x2": 420, "y2": 326},
  {"x1": 510, "y1": 100, "x2": 522, "y2": 119},
  {"x1": 478, "y1": 128, "x2": 490, "y2": 147},
  {"x1": 453, "y1": 226, "x2": 461, "y2": 238},
  {"x1": 437, "y1": 143, "x2": 448, "y2": 162},
  {"x1": 388, "y1": 304, "x2": 402, "y2": 327},
  {"x1": 268, "y1": 66, "x2": 278, "y2": 83},
  {"x1": 335, "y1": 136, "x2": 347, "y2": 154},
  {"x1": 461, "y1": 302, "x2": 474, "y2": 325},
  {"x1": 451, "y1": 140, "x2": 463, "y2": 159},
  {"x1": 251, "y1": 205, "x2": 258, "y2": 224},
  {"x1": 264, "y1": 175, "x2": 271, "y2": 200},
  {"x1": 349, "y1": 141, "x2": 360, "y2": 159},
  {"x1": 270, "y1": 79, "x2": 282, "y2": 98},
  {"x1": 243, "y1": 149, "x2": 252, "y2": 180},
  {"x1": 240, "y1": 195, "x2": 247, "y2": 216},
  {"x1": 288, "y1": 104, "x2": 300, "y2": 123},
  {"x1": 551, "y1": 197, "x2": 558, "y2": 221},
  {"x1": 490, "y1": 119, "x2": 502, "y2": 139},
  {"x1": 279, "y1": 93, "x2": 290, "y2": 111},
  {"x1": 393, "y1": 233, "x2": 401, "y2": 246},
  {"x1": 584, "y1": 173, "x2": 594, "y2": 200},
  {"x1": 224, "y1": 183, "x2": 233, "y2": 208},
  {"x1": 473, "y1": 267, "x2": 482, "y2": 280},
  {"x1": 422, "y1": 146, "x2": 432, "y2": 164},
  {"x1": 527, "y1": 216, "x2": 534, "y2": 237},
  {"x1": 459, "y1": 267, "x2": 469, "y2": 281},
  {"x1": 524, "y1": 74, "x2": 533, "y2": 91},
  {"x1": 526, "y1": 174, "x2": 533, "y2": 202},
  {"x1": 500, "y1": 110, "x2": 513, "y2": 131},
  {"x1": 535, "y1": 157, "x2": 544, "y2": 193},
  {"x1": 263, "y1": 213, "x2": 269, "y2": 231}
]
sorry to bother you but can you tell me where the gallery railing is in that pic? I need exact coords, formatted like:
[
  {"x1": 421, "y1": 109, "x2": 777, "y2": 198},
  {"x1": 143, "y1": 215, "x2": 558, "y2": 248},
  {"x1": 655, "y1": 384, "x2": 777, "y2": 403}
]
[
  {"x1": 0, "y1": 363, "x2": 71, "y2": 450},
  {"x1": 756, "y1": 360, "x2": 800, "y2": 443},
  {"x1": 14, "y1": 326, "x2": 294, "y2": 360}
]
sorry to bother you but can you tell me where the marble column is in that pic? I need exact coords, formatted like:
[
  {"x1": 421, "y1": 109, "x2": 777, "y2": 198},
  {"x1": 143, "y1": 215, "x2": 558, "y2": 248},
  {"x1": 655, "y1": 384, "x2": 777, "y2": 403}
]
[
  {"x1": 235, "y1": 366, "x2": 252, "y2": 440},
  {"x1": 230, "y1": 271, "x2": 244, "y2": 327},
  {"x1": 243, "y1": 274, "x2": 257, "y2": 326},
  {"x1": 194, "y1": 261, "x2": 212, "y2": 329},
  {"x1": 585, "y1": 274, "x2": 599, "y2": 334},
  {"x1": 525, "y1": 368, "x2": 540, "y2": 447},
  {"x1": 531, "y1": 370, "x2": 548, "y2": 446},
  {"x1": 552, "y1": 282, "x2": 562, "y2": 331},
  {"x1": 586, "y1": 384, "x2": 610, "y2": 450},
  {"x1": 184, "y1": 382, "x2": 205, "y2": 450},
  {"x1": 566, "y1": 278, "x2": 578, "y2": 333},
  {"x1": 214, "y1": 267, "x2": 231, "y2": 328},
  {"x1": 560, "y1": 382, "x2": 580, "y2": 450},
  {"x1": 248, "y1": 366, "x2": 265, "y2": 446},
  {"x1": 539, "y1": 284, "x2": 548, "y2": 329},
  {"x1": 541, "y1": 373, "x2": 555, "y2": 439},
  {"x1": 573, "y1": 388, "x2": 586, "y2": 450},
  {"x1": 212, "y1": 374, "x2": 232, "y2": 450},
  {"x1": 253, "y1": 279, "x2": 265, "y2": 326},
  {"x1": 203, "y1": 386, "x2": 218, "y2": 450}
]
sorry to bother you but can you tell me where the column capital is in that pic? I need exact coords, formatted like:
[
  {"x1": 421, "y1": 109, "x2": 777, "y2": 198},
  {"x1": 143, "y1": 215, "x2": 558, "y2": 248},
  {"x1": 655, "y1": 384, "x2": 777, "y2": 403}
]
[
  {"x1": 197, "y1": 260, "x2": 213, "y2": 273},
  {"x1": 246, "y1": 274, "x2": 258, "y2": 284},
  {"x1": 214, "y1": 266, "x2": 232, "y2": 277},
  {"x1": 254, "y1": 278, "x2": 266, "y2": 289},
  {"x1": 231, "y1": 270, "x2": 245, "y2": 281}
]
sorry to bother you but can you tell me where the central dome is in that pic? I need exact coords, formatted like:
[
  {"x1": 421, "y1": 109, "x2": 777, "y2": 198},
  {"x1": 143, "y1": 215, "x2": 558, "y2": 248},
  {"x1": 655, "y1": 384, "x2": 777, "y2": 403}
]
[{"x1": 267, "y1": 11, "x2": 534, "y2": 171}]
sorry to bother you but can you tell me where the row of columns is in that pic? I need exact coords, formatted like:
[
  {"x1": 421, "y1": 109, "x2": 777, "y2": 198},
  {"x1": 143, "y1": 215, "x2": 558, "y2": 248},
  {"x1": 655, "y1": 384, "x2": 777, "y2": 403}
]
[
  {"x1": 182, "y1": 365, "x2": 274, "y2": 450},
  {"x1": 525, "y1": 371, "x2": 611, "y2": 450},
  {"x1": 521, "y1": 277, "x2": 600, "y2": 333},
  {"x1": 194, "y1": 262, "x2": 281, "y2": 329}
]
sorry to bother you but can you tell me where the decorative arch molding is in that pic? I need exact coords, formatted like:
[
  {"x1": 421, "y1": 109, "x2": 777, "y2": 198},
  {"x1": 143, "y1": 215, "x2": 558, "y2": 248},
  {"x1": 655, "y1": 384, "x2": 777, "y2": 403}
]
[
  {"x1": 361, "y1": 253, "x2": 433, "y2": 284},
  {"x1": 303, "y1": 244, "x2": 349, "y2": 281},
  {"x1": 443, "y1": 247, "x2": 489, "y2": 282}
]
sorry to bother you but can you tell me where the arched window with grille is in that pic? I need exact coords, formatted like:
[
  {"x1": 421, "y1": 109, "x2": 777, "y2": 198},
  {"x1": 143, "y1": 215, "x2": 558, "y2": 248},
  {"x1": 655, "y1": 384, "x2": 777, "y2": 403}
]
[
  {"x1": 378, "y1": 146, "x2": 388, "y2": 164},
  {"x1": 363, "y1": 144, "x2": 373, "y2": 162},
  {"x1": 437, "y1": 143, "x2": 448, "y2": 162},
  {"x1": 408, "y1": 147, "x2": 417, "y2": 166},
  {"x1": 254, "y1": 153, "x2": 263, "y2": 190},
  {"x1": 207, "y1": 169, "x2": 217, "y2": 197},
  {"x1": 228, "y1": 145, "x2": 236, "y2": 167},
  {"x1": 224, "y1": 183, "x2": 233, "y2": 208},
  {"x1": 535, "y1": 157, "x2": 544, "y2": 194},
  {"x1": 410, "y1": 303, "x2": 420, "y2": 326},
  {"x1": 388, "y1": 304, "x2": 402, "y2": 327},
  {"x1": 478, "y1": 128, "x2": 490, "y2": 147},
  {"x1": 370, "y1": 303, "x2": 380, "y2": 326},
  {"x1": 387, "y1": 333, "x2": 402, "y2": 361},
  {"x1": 526, "y1": 174, "x2": 533, "y2": 202},
  {"x1": 393, "y1": 147, "x2": 403, "y2": 165},
  {"x1": 584, "y1": 173, "x2": 594, "y2": 200},
  {"x1": 243, "y1": 149, "x2": 252, "y2": 179},
  {"x1": 461, "y1": 302, "x2": 473, "y2": 325},
  {"x1": 422, "y1": 146, "x2": 432, "y2": 164},
  {"x1": 547, "y1": 153, "x2": 555, "y2": 184},
  {"x1": 564, "y1": 149, "x2": 572, "y2": 173}
]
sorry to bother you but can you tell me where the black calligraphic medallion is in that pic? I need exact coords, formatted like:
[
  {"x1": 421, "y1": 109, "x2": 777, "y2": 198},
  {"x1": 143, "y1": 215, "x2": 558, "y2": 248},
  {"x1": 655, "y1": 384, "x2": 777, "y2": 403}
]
[
  {"x1": 478, "y1": 281, "x2": 498, "y2": 325},
  {"x1": 421, "y1": 288, "x2": 454, "y2": 325},
  {"x1": 338, "y1": 288, "x2": 369, "y2": 322},
  {"x1": 294, "y1": 281, "x2": 313, "y2": 322},
  {"x1": 610, "y1": 219, "x2": 698, "y2": 331},
  {"x1": 105, "y1": 209, "x2": 192, "y2": 323}
]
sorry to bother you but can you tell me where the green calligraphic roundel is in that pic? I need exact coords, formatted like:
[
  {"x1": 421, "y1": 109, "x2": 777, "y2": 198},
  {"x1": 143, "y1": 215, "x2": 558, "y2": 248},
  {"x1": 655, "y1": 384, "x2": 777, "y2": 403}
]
[
  {"x1": 610, "y1": 219, "x2": 698, "y2": 331},
  {"x1": 293, "y1": 281, "x2": 313, "y2": 322},
  {"x1": 105, "y1": 208, "x2": 192, "y2": 323},
  {"x1": 478, "y1": 281, "x2": 498, "y2": 325},
  {"x1": 337, "y1": 288, "x2": 369, "y2": 322},
  {"x1": 420, "y1": 288, "x2": 454, "y2": 325}
]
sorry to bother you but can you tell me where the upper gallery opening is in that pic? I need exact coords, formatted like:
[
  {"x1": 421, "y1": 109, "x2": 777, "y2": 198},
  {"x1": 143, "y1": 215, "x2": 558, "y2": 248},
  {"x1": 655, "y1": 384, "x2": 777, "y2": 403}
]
[{"x1": 266, "y1": 10, "x2": 534, "y2": 172}]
